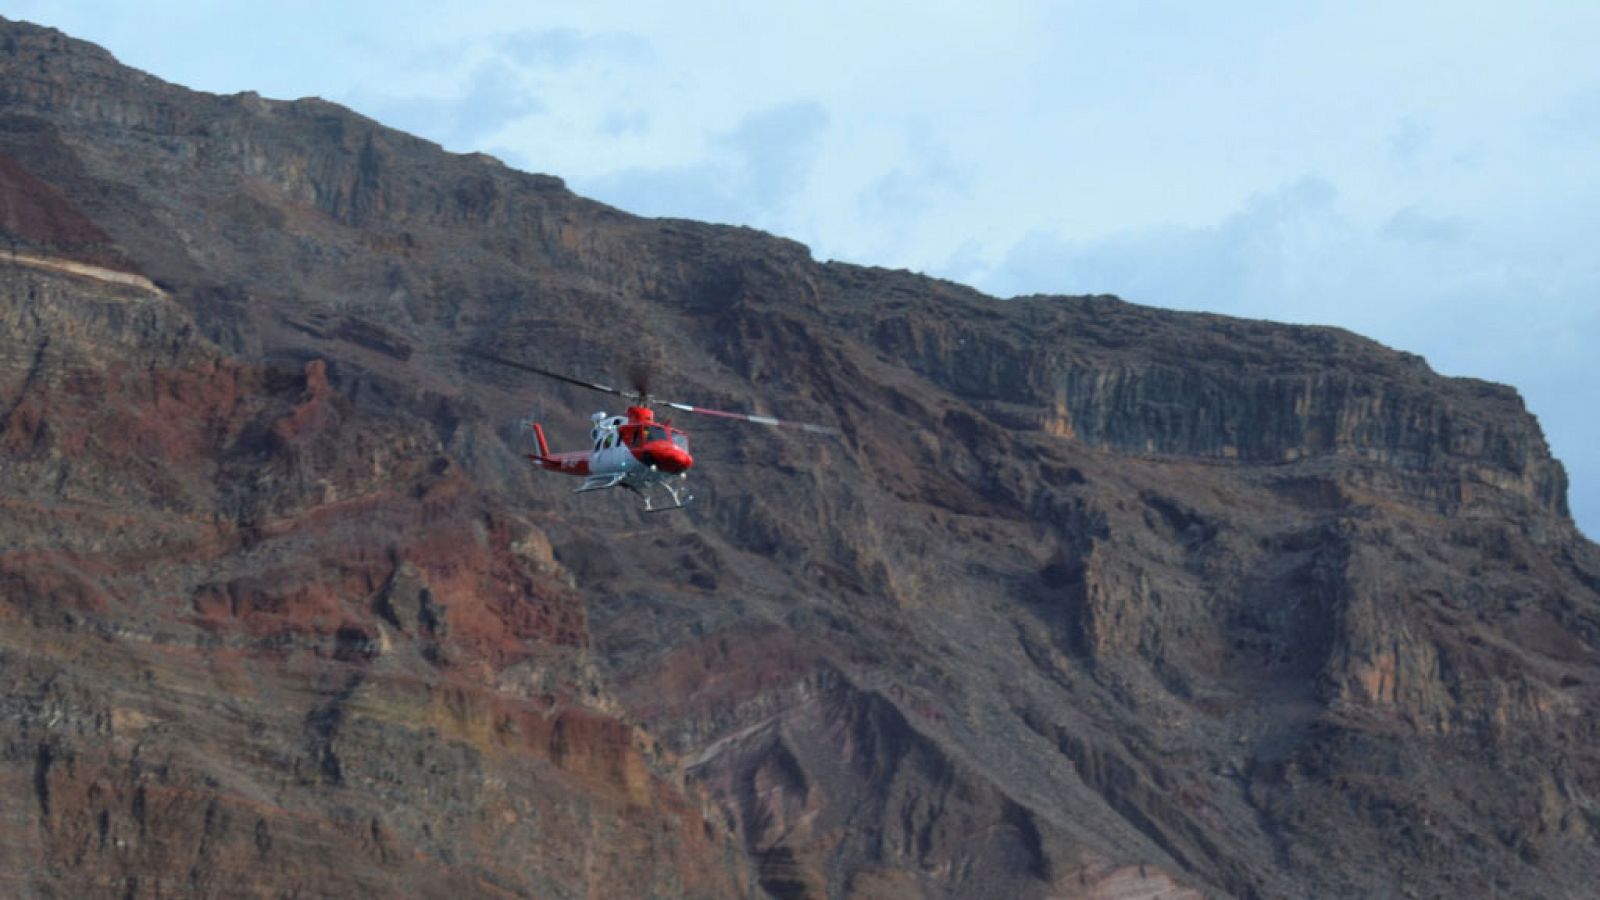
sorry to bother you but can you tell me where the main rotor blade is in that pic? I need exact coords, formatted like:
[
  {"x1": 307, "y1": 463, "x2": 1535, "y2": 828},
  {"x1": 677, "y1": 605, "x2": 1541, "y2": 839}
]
[
  {"x1": 468, "y1": 350, "x2": 837, "y2": 435},
  {"x1": 659, "y1": 400, "x2": 838, "y2": 435},
  {"x1": 467, "y1": 350, "x2": 643, "y2": 402}
]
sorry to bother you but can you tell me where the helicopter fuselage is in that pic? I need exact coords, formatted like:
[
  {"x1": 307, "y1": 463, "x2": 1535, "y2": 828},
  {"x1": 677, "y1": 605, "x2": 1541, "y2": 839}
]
[
  {"x1": 527, "y1": 406, "x2": 695, "y2": 511},
  {"x1": 469, "y1": 349, "x2": 835, "y2": 511}
]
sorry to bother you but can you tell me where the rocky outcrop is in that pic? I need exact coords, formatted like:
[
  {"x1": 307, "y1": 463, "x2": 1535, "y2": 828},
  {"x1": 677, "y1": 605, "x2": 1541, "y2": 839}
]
[
  {"x1": 3, "y1": 14, "x2": 1599, "y2": 899},
  {"x1": 847, "y1": 283, "x2": 1569, "y2": 519},
  {"x1": 0, "y1": 149, "x2": 113, "y2": 257}
]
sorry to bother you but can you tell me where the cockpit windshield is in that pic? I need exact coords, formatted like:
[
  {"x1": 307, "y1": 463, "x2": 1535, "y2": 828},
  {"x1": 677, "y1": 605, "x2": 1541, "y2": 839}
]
[{"x1": 642, "y1": 425, "x2": 688, "y2": 450}]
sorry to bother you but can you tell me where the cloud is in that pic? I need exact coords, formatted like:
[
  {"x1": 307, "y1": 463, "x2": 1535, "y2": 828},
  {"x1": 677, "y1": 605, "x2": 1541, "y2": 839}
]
[
  {"x1": 1388, "y1": 118, "x2": 1430, "y2": 173},
  {"x1": 860, "y1": 125, "x2": 968, "y2": 222},
  {"x1": 1381, "y1": 206, "x2": 1464, "y2": 244},
  {"x1": 599, "y1": 108, "x2": 651, "y2": 137},
  {"x1": 977, "y1": 176, "x2": 1352, "y2": 317},
  {"x1": 334, "y1": 26, "x2": 664, "y2": 154},
  {"x1": 495, "y1": 27, "x2": 654, "y2": 70},
  {"x1": 578, "y1": 100, "x2": 829, "y2": 227},
  {"x1": 724, "y1": 102, "x2": 831, "y2": 212},
  {"x1": 1539, "y1": 85, "x2": 1600, "y2": 145},
  {"x1": 355, "y1": 56, "x2": 544, "y2": 151}
]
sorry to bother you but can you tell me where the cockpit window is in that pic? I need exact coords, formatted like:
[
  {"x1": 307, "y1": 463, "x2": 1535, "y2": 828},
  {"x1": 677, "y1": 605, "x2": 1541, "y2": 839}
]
[
  {"x1": 646, "y1": 426, "x2": 668, "y2": 442},
  {"x1": 671, "y1": 433, "x2": 689, "y2": 450}
]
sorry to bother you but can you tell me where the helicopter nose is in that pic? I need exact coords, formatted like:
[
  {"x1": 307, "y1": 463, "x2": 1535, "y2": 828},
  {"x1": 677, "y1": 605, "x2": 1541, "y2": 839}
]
[{"x1": 644, "y1": 441, "x2": 692, "y2": 474}]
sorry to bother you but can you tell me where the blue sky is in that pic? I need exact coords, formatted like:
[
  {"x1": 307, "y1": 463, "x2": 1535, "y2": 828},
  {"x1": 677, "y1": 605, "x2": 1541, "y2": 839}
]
[{"x1": 14, "y1": 1, "x2": 1598, "y2": 536}]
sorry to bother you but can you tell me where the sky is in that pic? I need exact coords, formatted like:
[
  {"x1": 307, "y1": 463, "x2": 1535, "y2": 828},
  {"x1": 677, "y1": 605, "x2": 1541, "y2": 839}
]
[{"x1": 13, "y1": 1, "x2": 1598, "y2": 537}]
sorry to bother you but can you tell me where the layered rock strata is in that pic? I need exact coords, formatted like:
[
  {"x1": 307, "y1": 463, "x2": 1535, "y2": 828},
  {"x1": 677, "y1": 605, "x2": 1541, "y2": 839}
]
[{"x1": 3, "y1": 16, "x2": 1598, "y2": 899}]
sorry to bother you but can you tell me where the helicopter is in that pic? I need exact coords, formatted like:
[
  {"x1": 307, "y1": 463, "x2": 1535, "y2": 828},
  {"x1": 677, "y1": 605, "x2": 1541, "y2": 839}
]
[{"x1": 469, "y1": 351, "x2": 837, "y2": 512}]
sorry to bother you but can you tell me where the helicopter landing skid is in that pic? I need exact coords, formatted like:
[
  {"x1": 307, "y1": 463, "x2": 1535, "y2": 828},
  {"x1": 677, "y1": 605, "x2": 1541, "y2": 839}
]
[{"x1": 629, "y1": 478, "x2": 692, "y2": 513}]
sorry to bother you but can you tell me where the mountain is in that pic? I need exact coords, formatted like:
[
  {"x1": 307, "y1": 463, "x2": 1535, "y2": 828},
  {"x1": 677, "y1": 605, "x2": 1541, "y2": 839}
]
[{"x1": 3, "y1": 17, "x2": 1598, "y2": 899}]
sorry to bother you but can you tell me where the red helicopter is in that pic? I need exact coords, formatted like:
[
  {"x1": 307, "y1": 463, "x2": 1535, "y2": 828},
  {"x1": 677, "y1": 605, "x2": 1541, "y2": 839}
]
[{"x1": 470, "y1": 351, "x2": 837, "y2": 512}]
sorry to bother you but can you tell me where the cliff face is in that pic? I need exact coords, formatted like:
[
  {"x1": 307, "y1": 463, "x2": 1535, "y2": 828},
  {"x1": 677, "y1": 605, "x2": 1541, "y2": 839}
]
[
  {"x1": 0, "y1": 258, "x2": 749, "y2": 897},
  {"x1": 3, "y1": 16, "x2": 1599, "y2": 900}
]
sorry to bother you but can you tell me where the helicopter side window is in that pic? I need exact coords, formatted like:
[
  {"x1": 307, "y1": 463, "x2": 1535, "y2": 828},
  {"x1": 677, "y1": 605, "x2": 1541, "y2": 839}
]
[
  {"x1": 646, "y1": 426, "x2": 668, "y2": 443},
  {"x1": 671, "y1": 432, "x2": 689, "y2": 450}
]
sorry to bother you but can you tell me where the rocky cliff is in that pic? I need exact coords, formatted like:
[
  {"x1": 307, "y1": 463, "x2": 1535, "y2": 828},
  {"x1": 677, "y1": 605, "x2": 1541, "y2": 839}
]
[{"x1": 3, "y1": 16, "x2": 1599, "y2": 899}]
